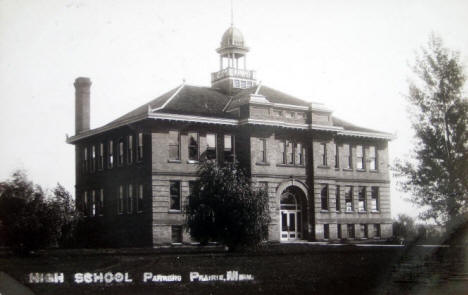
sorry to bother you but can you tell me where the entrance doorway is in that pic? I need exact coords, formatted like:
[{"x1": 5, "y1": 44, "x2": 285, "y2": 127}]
[{"x1": 280, "y1": 187, "x2": 304, "y2": 241}]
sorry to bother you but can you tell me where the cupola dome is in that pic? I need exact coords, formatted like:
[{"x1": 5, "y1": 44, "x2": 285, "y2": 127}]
[{"x1": 220, "y1": 26, "x2": 246, "y2": 48}]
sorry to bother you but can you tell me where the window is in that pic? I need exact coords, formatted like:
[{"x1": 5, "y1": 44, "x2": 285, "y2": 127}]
[
  {"x1": 337, "y1": 224, "x2": 342, "y2": 239},
  {"x1": 234, "y1": 79, "x2": 240, "y2": 88},
  {"x1": 347, "y1": 224, "x2": 355, "y2": 239},
  {"x1": 259, "y1": 138, "x2": 267, "y2": 163},
  {"x1": 358, "y1": 186, "x2": 366, "y2": 212},
  {"x1": 188, "y1": 132, "x2": 199, "y2": 161},
  {"x1": 295, "y1": 143, "x2": 304, "y2": 165},
  {"x1": 137, "y1": 133, "x2": 144, "y2": 161},
  {"x1": 361, "y1": 224, "x2": 368, "y2": 239},
  {"x1": 286, "y1": 141, "x2": 294, "y2": 165},
  {"x1": 98, "y1": 143, "x2": 104, "y2": 170},
  {"x1": 371, "y1": 187, "x2": 379, "y2": 211},
  {"x1": 335, "y1": 185, "x2": 341, "y2": 211},
  {"x1": 127, "y1": 184, "x2": 133, "y2": 214},
  {"x1": 108, "y1": 140, "x2": 114, "y2": 169},
  {"x1": 374, "y1": 224, "x2": 381, "y2": 238},
  {"x1": 171, "y1": 225, "x2": 183, "y2": 243},
  {"x1": 83, "y1": 147, "x2": 88, "y2": 173},
  {"x1": 127, "y1": 135, "x2": 133, "y2": 164},
  {"x1": 273, "y1": 109, "x2": 282, "y2": 117},
  {"x1": 118, "y1": 185, "x2": 124, "y2": 214},
  {"x1": 369, "y1": 146, "x2": 377, "y2": 170},
  {"x1": 206, "y1": 133, "x2": 217, "y2": 160},
  {"x1": 241, "y1": 80, "x2": 246, "y2": 88},
  {"x1": 98, "y1": 189, "x2": 104, "y2": 216},
  {"x1": 118, "y1": 139, "x2": 124, "y2": 165},
  {"x1": 170, "y1": 181, "x2": 181, "y2": 210},
  {"x1": 335, "y1": 144, "x2": 339, "y2": 168},
  {"x1": 343, "y1": 144, "x2": 351, "y2": 169},
  {"x1": 345, "y1": 186, "x2": 353, "y2": 212},
  {"x1": 224, "y1": 134, "x2": 234, "y2": 162},
  {"x1": 168, "y1": 131, "x2": 180, "y2": 161},
  {"x1": 91, "y1": 145, "x2": 96, "y2": 172},
  {"x1": 356, "y1": 145, "x2": 364, "y2": 169},
  {"x1": 91, "y1": 190, "x2": 96, "y2": 216},
  {"x1": 137, "y1": 184, "x2": 144, "y2": 213},
  {"x1": 320, "y1": 143, "x2": 327, "y2": 166},
  {"x1": 321, "y1": 185, "x2": 328, "y2": 210},
  {"x1": 324, "y1": 224, "x2": 330, "y2": 239},
  {"x1": 83, "y1": 191, "x2": 89, "y2": 216}
]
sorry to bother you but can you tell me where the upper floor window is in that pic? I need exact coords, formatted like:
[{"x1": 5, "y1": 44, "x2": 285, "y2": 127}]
[
  {"x1": 358, "y1": 186, "x2": 366, "y2": 212},
  {"x1": 286, "y1": 141, "x2": 294, "y2": 164},
  {"x1": 127, "y1": 184, "x2": 134, "y2": 214},
  {"x1": 188, "y1": 132, "x2": 199, "y2": 161},
  {"x1": 118, "y1": 185, "x2": 124, "y2": 214},
  {"x1": 345, "y1": 186, "x2": 353, "y2": 212},
  {"x1": 137, "y1": 133, "x2": 144, "y2": 161},
  {"x1": 356, "y1": 145, "x2": 364, "y2": 170},
  {"x1": 258, "y1": 138, "x2": 267, "y2": 163},
  {"x1": 335, "y1": 144, "x2": 339, "y2": 168},
  {"x1": 118, "y1": 139, "x2": 124, "y2": 165},
  {"x1": 295, "y1": 143, "x2": 304, "y2": 166},
  {"x1": 206, "y1": 133, "x2": 217, "y2": 160},
  {"x1": 343, "y1": 144, "x2": 351, "y2": 169},
  {"x1": 127, "y1": 135, "x2": 134, "y2": 164},
  {"x1": 91, "y1": 190, "x2": 96, "y2": 216},
  {"x1": 91, "y1": 145, "x2": 96, "y2": 172},
  {"x1": 98, "y1": 143, "x2": 104, "y2": 170},
  {"x1": 336, "y1": 185, "x2": 341, "y2": 211},
  {"x1": 320, "y1": 143, "x2": 327, "y2": 166},
  {"x1": 83, "y1": 147, "x2": 88, "y2": 173},
  {"x1": 369, "y1": 146, "x2": 377, "y2": 170},
  {"x1": 168, "y1": 131, "x2": 180, "y2": 161},
  {"x1": 170, "y1": 181, "x2": 181, "y2": 211},
  {"x1": 224, "y1": 134, "x2": 234, "y2": 162},
  {"x1": 321, "y1": 185, "x2": 329, "y2": 210},
  {"x1": 371, "y1": 187, "x2": 379, "y2": 211},
  {"x1": 234, "y1": 80, "x2": 240, "y2": 88},
  {"x1": 108, "y1": 140, "x2": 114, "y2": 169}
]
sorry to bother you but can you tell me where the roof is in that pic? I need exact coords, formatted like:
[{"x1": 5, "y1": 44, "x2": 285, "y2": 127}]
[
  {"x1": 68, "y1": 84, "x2": 393, "y2": 143},
  {"x1": 220, "y1": 26, "x2": 246, "y2": 49}
]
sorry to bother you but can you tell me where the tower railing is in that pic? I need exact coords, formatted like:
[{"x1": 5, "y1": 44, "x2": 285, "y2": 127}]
[{"x1": 211, "y1": 67, "x2": 256, "y2": 82}]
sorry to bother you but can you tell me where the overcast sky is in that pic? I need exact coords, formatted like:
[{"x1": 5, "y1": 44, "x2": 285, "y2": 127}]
[{"x1": 1, "y1": 0, "x2": 467, "y2": 220}]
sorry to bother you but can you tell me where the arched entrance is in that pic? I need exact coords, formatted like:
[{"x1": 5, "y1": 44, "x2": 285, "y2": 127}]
[{"x1": 280, "y1": 186, "x2": 307, "y2": 241}]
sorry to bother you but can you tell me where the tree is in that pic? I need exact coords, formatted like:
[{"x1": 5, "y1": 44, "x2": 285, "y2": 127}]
[
  {"x1": 394, "y1": 34, "x2": 468, "y2": 229},
  {"x1": 0, "y1": 171, "x2": 60, "y2": 254},
  {"x1": 186, "y1": 161, "x2": 270, "y2": 250},
  {"x1": 392, "y1": 214, "x2": 417, "y2": 242}
]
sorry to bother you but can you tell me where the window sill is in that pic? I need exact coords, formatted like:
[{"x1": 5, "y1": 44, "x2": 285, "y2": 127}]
[
  {"x1": 358, "y1": 211, "x2": 368, "y2": 214},
  {"x1": 342, "y1": 168, "x2": 353, "y2": 172},
  {"x1": 371, "y1": 210, "x2": 380, "y2": 214},
  {"x1": 334, "y1": 167, "x2": 340, "y2": 171},
  {"x1": 168, "y1": 159, "x2": 181, "y2": 163},
  {"x1": 187, "y1": 160, "x2": 199, "y2": 164},
  {"x1": 256, "y1": 162, "x2": 270, "y2": 166},
  {"x1": 369, "y1": 170, "x2": 379, "y2": 173},
  {"x1": 168, "y1": 209, "x2": 182, "y2": 214},
  {"x1": 345, "y1": 211, "x2": 354, "y2": 214},
  {"x1": 317, "y1": 165, "x2": 330, "y2": 169},
  {"x1": 320, "y1": 210, "x2": 329, "y2": 213}
]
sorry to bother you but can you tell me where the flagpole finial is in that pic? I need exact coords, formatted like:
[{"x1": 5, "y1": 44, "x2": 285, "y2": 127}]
[{"x1": 230, "y1": 0, "x2": 234, "y2": 26}]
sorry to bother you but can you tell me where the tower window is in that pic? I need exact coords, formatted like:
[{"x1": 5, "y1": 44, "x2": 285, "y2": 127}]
[
  {"x1": 295, "y1": 143, "x2": 304, "y2": 165},
  {"x1": 320, "y1": 143, "x2": 327, "y2": 166},
  {"x1": 258, "y1": 138, "x2": 267, "y2": 163},
  {"x1": 127, "y1": 135, "x2": 133, "y2": 164},
  {"x1": 356, "y1": 145, "x2": 364, "y2": 169},
  {"x1": 108, "y1": 140, "x2": 114, "y2": 169},
  {"x1": 205, "y1": 133, "x2": 217, "y2": 160},
  {"x1": 188, "y1": 132, "x2": 199, "y2": 161},
  {"x1": 168, "y1": 131, "x2": 180, "y2": 161},
  {"x1": 286, "y1": 141, "x2": 294, "y2": 165},
  {"x1": 335, "y1": 144, "x2": 339, "y2": 168},
  {"x1": 369, "y1": 146, "x2": 377, "y2": 170},
  {"x1": 137, "y1": 133, "x2": 144, "y2": 161}
]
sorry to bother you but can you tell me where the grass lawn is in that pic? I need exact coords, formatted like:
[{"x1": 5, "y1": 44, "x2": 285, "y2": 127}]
[{"x1": 0, "y1": 244, "x2": 466, "y2": 295}]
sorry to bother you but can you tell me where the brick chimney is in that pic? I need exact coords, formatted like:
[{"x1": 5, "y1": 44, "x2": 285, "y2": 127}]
[{"x1": 74, "y1": 77, "x2": 92, "y2": 134}]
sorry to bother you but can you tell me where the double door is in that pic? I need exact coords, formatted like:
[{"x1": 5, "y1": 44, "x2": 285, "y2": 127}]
[{"x1": 280, "y1": 210, "x2": 302, "y2": 240}]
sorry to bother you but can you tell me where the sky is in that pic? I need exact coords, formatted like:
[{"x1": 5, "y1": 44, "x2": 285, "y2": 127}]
[{"x1": 1, "y1": 0, "x2": 467, "y2": 220}]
